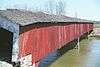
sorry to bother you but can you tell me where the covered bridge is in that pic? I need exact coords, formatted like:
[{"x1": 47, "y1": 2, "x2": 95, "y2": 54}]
[{"x1": 0, "y1": 9, "x2": 93, "y2": 67}]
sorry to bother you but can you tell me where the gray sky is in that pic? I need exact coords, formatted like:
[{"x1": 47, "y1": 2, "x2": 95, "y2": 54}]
[{"x1": 0, "y1": 0, "x2": 100, "y2": 21}]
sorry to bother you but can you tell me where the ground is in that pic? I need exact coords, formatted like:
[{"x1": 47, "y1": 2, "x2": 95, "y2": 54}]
[
  {"x1": 48, "y1": 37, "x2": 100, "y2": 67},
  {"x1": 0, "y1": 61, "x2": 13, "y2": 67}
]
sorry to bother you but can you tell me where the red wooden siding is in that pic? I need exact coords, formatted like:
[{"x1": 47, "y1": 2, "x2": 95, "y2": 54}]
[{"x1": 19, "y1": 23, "x2": 93, "y2": 65}]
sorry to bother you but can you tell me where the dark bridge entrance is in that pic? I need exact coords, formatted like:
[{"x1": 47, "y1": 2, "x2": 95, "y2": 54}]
[{"x1": 0, "y1": 28, "x2": 13, "y2": 63}]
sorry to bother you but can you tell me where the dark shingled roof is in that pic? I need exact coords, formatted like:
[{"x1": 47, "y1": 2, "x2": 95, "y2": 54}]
[{"x1": 0, "y1": 9, "x2": 93, "y2": 26}]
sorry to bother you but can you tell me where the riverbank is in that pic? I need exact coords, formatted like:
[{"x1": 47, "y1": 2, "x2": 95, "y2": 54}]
[{"x1": 49, "y1": 37, "x2": 100, "y2": 67}]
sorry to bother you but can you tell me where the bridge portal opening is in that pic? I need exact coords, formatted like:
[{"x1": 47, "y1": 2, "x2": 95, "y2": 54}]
[{"x1": 0, "y1": 28, "x2": 13, "y2": 63}]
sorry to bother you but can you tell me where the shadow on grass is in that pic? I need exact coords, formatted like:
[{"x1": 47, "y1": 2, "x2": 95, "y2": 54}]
[
  {"x1": 38, "y1": 33, "x2": 90, "y2": 67},
  {"x1": 38, "y1": 39, "x2": 78, "y2": 67}
]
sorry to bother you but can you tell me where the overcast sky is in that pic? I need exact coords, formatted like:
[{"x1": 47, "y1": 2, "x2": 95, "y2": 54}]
[{"x1": 0, "y1": 0, "x2": 100, "y2": 21}]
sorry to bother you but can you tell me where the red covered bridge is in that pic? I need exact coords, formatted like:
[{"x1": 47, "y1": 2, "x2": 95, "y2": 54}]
[{"x1": 0, "y1": 9, "x2": 93, "y2": 67}]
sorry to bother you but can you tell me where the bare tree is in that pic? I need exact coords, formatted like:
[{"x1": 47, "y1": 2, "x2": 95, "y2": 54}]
[
  {"x1": 48, "y1": 0, "x2": 54, "y2": 14},
  {"x1": 44, "y1": 0, "x2": 66, "y2": 15},
  {"x1": 56, "y1": 0, "x2": 66, "y2": 15}
]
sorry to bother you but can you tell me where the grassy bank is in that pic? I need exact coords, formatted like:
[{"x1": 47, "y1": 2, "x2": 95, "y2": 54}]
[
  {"x1": 94, "y1": 23, "x2": 100, "y2": 28},
  {"x1": 48, "y1": 38, "x2": 90, "y2": 67}
]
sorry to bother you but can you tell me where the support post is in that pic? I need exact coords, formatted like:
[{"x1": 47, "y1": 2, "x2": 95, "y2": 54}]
[
  {"x1": 77, "y1": 37, "x2": 80, "y2": 54},
  {"x1": 87, "y1": 32, "x2": 89, "y2": 39}
]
